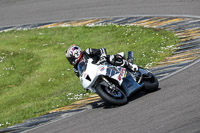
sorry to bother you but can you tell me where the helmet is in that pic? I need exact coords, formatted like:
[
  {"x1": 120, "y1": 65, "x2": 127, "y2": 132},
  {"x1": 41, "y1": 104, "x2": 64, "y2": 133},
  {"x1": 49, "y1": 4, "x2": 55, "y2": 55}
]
[{"x1": 66, "y1": 44, "x2": 82, "y2": 65}]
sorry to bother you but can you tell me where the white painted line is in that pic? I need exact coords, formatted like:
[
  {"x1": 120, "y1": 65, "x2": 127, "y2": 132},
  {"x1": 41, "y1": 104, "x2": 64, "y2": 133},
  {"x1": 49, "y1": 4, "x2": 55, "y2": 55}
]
[{"x1": 159, "y1": 58, "x2": 200, "y2": 82}]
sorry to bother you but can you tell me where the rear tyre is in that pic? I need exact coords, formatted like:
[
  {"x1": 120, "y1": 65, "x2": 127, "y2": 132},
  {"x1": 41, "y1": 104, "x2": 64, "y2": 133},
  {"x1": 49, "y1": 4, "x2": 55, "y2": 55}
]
[
  {"x1": 96, "y1": 82, "x2": 128, "y2": 105},
  {"x1": 143, "y1": 73, "x2": 159, "y2": 92}
]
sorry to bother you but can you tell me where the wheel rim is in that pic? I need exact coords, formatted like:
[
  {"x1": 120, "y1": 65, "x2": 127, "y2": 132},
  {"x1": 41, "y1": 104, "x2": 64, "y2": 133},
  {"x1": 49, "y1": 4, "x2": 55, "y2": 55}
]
[{"x1": 104, "y1": 86, "x2": 123, "y2": 98}]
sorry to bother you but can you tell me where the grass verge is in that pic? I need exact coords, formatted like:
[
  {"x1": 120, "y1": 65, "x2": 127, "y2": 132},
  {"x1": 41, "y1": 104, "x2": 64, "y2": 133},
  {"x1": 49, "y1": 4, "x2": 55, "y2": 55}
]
[{"x1": 0, "y1": 25, "x2": 179, "y2": 128}]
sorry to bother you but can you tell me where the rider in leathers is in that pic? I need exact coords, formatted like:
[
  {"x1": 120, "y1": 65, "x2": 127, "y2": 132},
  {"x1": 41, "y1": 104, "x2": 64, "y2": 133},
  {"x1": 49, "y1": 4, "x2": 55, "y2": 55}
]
[{"x1": 65, "y1": 44, "x2": 138, "y2": 77}]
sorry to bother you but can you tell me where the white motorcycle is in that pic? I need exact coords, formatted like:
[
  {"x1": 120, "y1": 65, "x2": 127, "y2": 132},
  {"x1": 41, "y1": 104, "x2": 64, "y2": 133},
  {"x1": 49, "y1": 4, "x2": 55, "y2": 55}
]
[{"x1": 78, "y1": 51, "x2": 159, "y2": 105}]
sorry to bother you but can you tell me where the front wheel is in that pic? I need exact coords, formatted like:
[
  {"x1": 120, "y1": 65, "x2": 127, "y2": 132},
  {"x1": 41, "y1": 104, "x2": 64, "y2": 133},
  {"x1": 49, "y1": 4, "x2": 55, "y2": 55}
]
[
  {"x1": 143, "y1": 73, "x2": 159, "y2": 92},
  {"x1": 95, "y1": 81, "x2": 128, "y2": 105}
]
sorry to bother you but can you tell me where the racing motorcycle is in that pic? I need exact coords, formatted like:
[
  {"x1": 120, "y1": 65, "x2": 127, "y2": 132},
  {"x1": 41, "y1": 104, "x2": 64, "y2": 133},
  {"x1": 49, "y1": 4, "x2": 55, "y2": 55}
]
[{"x1": 78, "y1": 51, "x2": 159, "y2": 105}]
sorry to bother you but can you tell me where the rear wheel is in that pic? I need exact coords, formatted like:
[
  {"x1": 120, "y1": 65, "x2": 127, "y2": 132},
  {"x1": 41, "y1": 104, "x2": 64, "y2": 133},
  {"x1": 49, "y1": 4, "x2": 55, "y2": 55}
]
[
  {"x1": 143, "y1": 73, "x2": 159, "y2": 92},
  {"x1": 96, "y1": 81, "x2": 128, "y2": 105}
]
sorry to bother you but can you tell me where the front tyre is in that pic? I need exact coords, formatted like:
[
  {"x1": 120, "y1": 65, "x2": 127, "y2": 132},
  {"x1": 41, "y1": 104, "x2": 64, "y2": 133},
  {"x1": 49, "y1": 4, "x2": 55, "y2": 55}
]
[
  {"x1": 143, "y1": 73, "x2": 159, "y2": 92},
  {"x1": 96, "y1": 82, "x2": 128, "y2": 105}
]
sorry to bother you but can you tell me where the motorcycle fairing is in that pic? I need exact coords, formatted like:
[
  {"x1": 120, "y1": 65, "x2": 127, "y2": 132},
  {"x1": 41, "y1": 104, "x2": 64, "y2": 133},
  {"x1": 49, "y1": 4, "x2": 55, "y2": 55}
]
[
  {"x1": 122, "y1": 71, "x2": 144, "y2": 97},
  {"x1": 104, "y1": 66, "x2": 144, "y2": 97},
  {"x1": 78, "y1": 59, "x2": 147, "y2": 95},
  {"x1": 104, "y1": 65, "x2": 126, "y2": 85}
]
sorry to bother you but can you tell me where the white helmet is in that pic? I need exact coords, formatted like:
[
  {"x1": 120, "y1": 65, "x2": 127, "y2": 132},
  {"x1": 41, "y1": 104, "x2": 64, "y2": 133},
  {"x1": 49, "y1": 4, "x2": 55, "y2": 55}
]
[{"x1": 66, "y1": 44, "x2": 82, "y2": 65}]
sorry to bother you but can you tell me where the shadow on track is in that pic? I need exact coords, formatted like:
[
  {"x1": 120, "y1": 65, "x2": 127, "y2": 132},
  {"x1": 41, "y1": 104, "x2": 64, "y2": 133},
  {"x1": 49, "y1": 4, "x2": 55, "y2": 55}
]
[{"x1": 90, "y1": 88, "x2": 161, "y2": 109}]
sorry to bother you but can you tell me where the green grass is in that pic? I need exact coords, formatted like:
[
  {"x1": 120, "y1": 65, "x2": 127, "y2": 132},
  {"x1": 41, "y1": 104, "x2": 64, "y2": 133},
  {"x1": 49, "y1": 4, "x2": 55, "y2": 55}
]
[{"x1": 0, "y1": 25, "x2": 179, "y2": 128}]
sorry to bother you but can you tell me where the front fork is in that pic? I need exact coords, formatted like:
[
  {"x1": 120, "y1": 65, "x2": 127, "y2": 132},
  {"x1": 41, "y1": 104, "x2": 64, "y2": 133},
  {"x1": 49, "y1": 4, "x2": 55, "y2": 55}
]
[{"x1": 101, "y1": 76, "x2": 117, "y2": 92}]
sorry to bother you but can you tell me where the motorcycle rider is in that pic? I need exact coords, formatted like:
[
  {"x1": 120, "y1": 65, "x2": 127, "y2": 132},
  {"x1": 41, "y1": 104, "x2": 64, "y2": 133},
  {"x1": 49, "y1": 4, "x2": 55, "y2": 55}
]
[{"x1": 65, "y1": 44, "x2": 138, "y2": 77}]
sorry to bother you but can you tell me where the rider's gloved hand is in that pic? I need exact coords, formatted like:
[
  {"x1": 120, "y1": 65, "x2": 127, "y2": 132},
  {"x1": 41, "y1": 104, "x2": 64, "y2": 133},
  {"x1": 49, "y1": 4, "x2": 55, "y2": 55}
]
[{"x1": 129, "y1": 63, "x2": 138, "y2": 72}]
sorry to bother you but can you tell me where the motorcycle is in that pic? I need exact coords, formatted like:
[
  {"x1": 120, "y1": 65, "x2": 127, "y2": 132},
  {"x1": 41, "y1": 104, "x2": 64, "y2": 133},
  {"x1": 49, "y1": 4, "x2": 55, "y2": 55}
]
[{"x1": 78, "y1": 51, "x2": 159, "y2": 105}]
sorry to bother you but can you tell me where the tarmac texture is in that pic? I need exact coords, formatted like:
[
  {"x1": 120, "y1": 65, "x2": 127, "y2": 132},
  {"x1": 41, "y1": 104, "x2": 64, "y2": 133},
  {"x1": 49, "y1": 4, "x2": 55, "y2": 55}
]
[
  {"x1": 0, "y1": 0, "x2": 200, "y2": 27},
  {"x1": 0, "y1": 0, "x2": 200, "y2": 133},
  {"x1": 0, "y1": 15, "x2": 199, "y2": 133},
  {"x1": 28, "y1": 60, "x2": 200, "y2": 133}
]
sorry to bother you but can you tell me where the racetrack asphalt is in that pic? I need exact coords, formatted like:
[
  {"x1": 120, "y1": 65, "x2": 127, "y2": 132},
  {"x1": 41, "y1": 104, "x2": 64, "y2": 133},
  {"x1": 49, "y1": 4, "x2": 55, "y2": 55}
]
[
  {"x1": 26, "y1": 60, "x2": 200, "y2": 133},
  {"x1": 0, "y1": 0, "x2": 200, "y2": 133},
  {"x1": 0, "y1": 0, "x2": 200, "y2": 27}
]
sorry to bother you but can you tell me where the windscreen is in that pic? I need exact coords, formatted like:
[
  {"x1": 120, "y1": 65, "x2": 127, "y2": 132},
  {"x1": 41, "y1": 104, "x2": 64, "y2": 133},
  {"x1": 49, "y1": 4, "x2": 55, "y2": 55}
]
[{"x1": 78, "y1": 60, "x2": 87, "y2": 76}]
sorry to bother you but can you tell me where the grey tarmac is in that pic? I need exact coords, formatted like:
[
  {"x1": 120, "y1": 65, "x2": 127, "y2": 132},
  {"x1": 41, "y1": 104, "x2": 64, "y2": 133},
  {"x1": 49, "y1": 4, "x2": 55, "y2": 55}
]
[
  {"x1": 0, "y1": 0, "x2": 200, "y2": 133},
  {"x1": 0, "y1": 0, "x2": 200, "y2": 27},
  {"x1": 27, "y1": 60, "x2": 200, "y2": 133}
]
